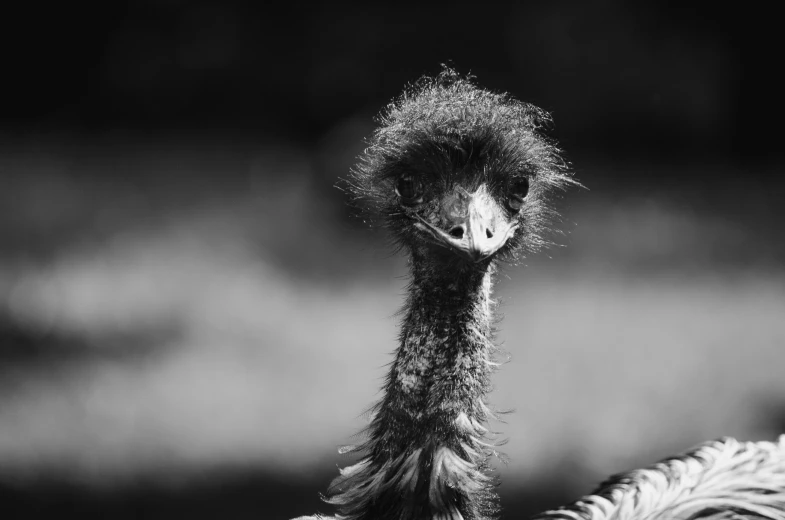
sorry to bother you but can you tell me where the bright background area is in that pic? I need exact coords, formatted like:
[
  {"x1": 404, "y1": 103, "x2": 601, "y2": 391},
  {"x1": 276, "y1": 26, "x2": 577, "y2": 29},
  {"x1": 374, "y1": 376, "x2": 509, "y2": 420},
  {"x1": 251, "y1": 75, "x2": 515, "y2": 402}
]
[{"x1": 1, "y1": 2, "x2": 783, "y2": 519}]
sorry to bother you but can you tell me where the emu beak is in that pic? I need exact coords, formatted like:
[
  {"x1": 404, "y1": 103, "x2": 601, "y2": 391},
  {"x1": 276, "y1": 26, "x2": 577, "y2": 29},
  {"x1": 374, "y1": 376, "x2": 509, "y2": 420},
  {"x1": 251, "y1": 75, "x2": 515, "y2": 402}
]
[{"x1": 414, "y1": 186, "x2": 517, "y2": 263}]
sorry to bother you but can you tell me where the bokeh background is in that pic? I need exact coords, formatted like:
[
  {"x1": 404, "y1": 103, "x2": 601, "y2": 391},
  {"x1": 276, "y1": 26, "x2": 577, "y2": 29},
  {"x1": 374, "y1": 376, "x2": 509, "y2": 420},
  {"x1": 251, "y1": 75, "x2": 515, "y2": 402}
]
[{"x1": 1, "y1": 2, "x2": 784, "y2": 518}]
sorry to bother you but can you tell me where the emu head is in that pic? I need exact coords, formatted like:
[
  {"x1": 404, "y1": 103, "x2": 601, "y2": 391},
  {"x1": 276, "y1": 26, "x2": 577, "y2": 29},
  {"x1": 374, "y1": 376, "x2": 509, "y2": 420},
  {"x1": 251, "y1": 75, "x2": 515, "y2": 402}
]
[{"x1": 348, "y1": 69, "x2": 573, "y2": 270}]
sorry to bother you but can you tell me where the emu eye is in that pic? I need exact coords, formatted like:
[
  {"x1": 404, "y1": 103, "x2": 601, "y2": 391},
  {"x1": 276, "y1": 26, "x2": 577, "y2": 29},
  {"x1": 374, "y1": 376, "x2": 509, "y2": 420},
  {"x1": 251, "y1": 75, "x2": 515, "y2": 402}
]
[
  {"x1": 507, "y1": 177, "x2": 530, "y2": 212},
  {"x1": 395, "y1": 174, "x2": 424, "y2": 205}
]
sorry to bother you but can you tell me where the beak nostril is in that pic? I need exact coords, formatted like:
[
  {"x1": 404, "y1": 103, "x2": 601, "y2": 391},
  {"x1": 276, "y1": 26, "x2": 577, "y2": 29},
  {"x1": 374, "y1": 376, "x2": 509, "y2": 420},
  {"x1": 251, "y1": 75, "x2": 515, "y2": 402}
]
[
  {"x1": 449, "y1": 226, "x2": 465, "y2": 239},
  {"x1": 486, "y1": 228, "x2": 494, "y2": 239}
]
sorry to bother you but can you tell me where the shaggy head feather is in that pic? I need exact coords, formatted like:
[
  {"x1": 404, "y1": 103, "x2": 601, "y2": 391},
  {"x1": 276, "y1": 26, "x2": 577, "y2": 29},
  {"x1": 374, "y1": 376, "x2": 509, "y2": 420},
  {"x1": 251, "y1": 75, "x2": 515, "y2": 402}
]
[{"x1": 347, "y1": 66, "x2": 575, "y2": 263}]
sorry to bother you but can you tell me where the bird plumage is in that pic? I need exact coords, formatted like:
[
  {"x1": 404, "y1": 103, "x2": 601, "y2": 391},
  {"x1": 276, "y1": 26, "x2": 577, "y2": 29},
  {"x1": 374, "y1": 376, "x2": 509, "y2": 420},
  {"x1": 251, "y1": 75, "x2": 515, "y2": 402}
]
[
  {"x1": 297, "y1": 436, "x2": 785, "y2": 520},
  {"x1": 534, "y1": 436, "x2": 785, "y2": 520},
  {"x1": 293, "y1": 68, "x2": 785, "y2": 520}
]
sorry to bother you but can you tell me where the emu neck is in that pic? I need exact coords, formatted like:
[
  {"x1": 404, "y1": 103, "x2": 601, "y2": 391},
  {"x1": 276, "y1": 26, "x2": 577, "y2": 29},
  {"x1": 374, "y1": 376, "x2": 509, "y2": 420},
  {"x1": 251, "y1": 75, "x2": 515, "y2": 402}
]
[
  {"x1": 380, "y1": 261, "x2": 496, "y2": 453},
  {"x1": 327, "y1": 259, "x2": 500, "y2": 520}
]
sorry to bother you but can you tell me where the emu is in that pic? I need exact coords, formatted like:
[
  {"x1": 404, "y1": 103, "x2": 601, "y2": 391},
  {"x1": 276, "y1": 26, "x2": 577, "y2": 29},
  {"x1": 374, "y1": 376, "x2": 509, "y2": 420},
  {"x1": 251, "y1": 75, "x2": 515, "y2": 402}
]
[{"x1": 295, "y1": 69, "x2": 785, "y2": 520}]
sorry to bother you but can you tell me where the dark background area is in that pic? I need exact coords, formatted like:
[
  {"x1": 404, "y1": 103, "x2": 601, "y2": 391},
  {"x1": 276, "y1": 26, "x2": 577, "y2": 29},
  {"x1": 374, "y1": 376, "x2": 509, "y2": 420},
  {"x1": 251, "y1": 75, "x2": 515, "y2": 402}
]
[
  {"x1": 1, "y1": 1, "x2": 784, "y2": 519},
  {"x1": 3, "y1": 2, "x2": 784, "y2": 161}
]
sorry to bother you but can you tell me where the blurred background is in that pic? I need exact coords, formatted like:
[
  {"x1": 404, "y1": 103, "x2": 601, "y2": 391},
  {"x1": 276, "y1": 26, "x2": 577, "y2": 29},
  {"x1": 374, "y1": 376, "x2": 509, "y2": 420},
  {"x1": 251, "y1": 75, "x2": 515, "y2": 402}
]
[{"x1": 1, "y1": 1, "x2": 784, "y2": 518}]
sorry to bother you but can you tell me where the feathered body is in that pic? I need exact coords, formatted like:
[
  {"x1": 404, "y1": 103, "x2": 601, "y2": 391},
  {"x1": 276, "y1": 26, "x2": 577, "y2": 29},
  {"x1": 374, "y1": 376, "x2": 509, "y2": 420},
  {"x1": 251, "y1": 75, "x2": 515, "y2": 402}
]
[
  {"x1": 294, "y1": 70, "x2": 785, "y2": 520},
  {"x1": 534, "y1": 436, "x2": 785, "y2": 520}
]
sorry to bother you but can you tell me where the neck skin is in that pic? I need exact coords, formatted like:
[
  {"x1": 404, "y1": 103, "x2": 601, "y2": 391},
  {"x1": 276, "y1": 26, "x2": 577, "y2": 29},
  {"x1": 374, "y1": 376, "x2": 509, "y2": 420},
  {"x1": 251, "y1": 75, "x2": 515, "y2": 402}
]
[{"x1": 327, "y1": 256, "x2": 500, "y2": 520}]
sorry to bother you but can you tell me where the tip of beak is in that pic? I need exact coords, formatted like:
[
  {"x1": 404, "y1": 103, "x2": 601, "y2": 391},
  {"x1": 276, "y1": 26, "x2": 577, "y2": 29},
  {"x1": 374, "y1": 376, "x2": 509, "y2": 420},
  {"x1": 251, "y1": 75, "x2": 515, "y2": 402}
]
[{"x1": 414, "y1": 219, "x2": 518, "y2": 263}]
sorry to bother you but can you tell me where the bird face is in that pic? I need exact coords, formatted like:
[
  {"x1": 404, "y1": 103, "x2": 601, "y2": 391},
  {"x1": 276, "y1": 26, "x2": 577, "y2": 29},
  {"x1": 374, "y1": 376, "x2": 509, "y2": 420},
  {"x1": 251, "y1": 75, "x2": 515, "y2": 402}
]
[{"x1": 392, "y1": 169, "x2": 529, "y2": 264}]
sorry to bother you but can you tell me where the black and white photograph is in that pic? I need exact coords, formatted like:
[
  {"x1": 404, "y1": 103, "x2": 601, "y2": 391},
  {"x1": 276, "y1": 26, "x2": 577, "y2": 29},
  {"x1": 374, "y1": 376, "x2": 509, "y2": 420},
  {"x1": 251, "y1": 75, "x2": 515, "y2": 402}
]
[{"x1": 1, "y1": 2, "x2": 783, "y2": 519}]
